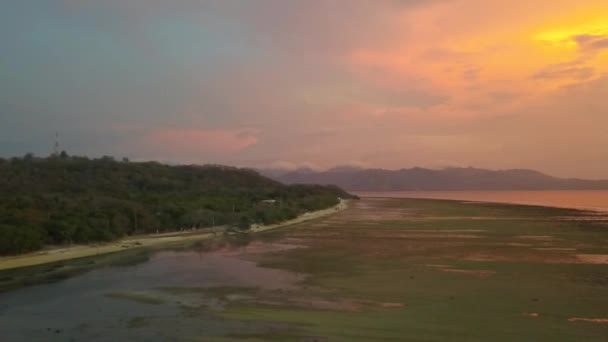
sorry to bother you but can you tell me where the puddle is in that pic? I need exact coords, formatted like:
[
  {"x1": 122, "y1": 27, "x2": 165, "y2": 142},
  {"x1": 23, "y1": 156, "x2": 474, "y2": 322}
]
[
  {"x1": 522, "y1": 312, "x2": 540, "y2": 318},
  {"x1": 568, "y1": 317, "x2": 608, "y2": 324},
  {"x1": 575, "y1": 254, "x2": 608, "y2": 264},
  {"x1": 424, "y1": 264, "x2": 452, "y2": 268},
  {"x1": 516, "y1": 235, "x2": 555, "y2": 241},
  {"x1": 534, "y1": 248, "x2": 577, "y2": 251},
  {"x1": 424, "y1": 264, "x2": 495, "y2": 277},
  {"x1": 374, "y1": 233, "x2": 482, "y2": 239},
  {"x1": 440, "y1": 268, "x2": 496, "y2": 277}
]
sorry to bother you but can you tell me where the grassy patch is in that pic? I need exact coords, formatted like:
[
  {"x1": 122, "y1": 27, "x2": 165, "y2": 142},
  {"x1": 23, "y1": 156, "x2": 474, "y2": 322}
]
[
  {"x1": 160, "y1": 286, "x2": 260, "y2": 299},
  {"x1": 127, "y1": 317, "x2": 150, "y2": 329},
  {"x1": 105, "y1": 291, "x2": 165, "y2": 305}
]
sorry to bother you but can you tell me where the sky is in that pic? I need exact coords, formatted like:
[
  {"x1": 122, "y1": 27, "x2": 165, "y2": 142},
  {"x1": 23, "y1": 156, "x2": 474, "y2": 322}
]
[{"x1": 1, "y1": 0, "x2": 608, "y2": 178}]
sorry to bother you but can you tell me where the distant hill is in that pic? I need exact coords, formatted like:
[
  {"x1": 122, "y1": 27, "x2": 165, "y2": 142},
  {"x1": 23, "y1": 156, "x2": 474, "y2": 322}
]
[
  {"x1": 0, "y1": 155, "x2": 353, "y2": 255},
  {"x1": 261, "y1": 166, "x2": 608, "y2": 191}
]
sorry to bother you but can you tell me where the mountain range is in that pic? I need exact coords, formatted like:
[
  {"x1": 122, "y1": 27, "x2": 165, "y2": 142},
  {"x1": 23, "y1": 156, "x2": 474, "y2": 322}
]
[{"x1": 260, "y1": 166, "x2": 608, "y2": 191}]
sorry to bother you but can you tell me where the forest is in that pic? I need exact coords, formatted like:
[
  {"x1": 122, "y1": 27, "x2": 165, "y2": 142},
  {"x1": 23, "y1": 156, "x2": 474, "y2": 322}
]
[{"x1": 0, "y1": 153, "x2": 354, "y2": 255}]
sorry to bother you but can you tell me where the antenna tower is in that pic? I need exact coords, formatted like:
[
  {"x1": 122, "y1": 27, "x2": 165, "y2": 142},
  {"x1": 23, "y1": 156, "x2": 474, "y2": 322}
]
[{"x1": 54, "y1": 132, "x2": 59, "y2": 156}]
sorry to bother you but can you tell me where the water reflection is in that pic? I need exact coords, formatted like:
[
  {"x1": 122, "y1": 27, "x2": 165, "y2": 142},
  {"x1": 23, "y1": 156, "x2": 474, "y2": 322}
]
[{"x1": 0, "y1": 233, "x2": 304, "y2": 341}]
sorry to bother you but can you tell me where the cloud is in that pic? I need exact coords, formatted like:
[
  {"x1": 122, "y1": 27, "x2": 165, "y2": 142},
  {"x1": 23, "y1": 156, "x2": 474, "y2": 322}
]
[
  {"x1": 574, "y1": 34, "x2": 608, "y2": 52},
  {"x1": 531, "y1": 32, "x2": 608, "y2": 82},
  {"x1": 142, "y1": 128, "x2": 259, "y2": 161},
  {"x1": 461, "y1": 66, "x2": 482, "y2": 82},
  {"x1": 533, "y1": 62, "x2": 595, "y2": 80}
]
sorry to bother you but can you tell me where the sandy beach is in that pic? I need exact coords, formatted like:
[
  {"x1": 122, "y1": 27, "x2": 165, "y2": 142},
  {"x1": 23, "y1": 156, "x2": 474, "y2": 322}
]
[{"x1": 0, "y1": 200, "x2": 349, "y2": 271}]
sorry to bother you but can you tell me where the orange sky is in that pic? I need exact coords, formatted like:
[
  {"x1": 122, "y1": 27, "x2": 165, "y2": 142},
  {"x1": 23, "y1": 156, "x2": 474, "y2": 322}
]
[
  {"x1": 2, "y1": 0, "x2": 608, "y2": 178},
  {"x1": 349, "y1": 0, "x2": 608, "y2": 111}
]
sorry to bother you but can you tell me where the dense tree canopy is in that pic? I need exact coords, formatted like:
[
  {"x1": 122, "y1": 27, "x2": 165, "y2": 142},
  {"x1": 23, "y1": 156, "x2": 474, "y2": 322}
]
[{"x1": 0, "y1": 154, "x2": 354, "y2": 255}]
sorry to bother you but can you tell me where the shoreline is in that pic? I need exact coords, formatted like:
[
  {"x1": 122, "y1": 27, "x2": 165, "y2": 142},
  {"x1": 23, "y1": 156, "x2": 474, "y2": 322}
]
[
  {"x1": 355, "y1": 190, "x2": 608, "y2": 213},
  {"x1": 0, "y1": 200, "x2": 350, "y2": 272}
]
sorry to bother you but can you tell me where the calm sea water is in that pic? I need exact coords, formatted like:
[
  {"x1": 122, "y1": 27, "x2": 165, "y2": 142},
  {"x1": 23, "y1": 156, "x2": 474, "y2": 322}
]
[{"x1": 356, "y1": 190, "x2": 608, "y2": 212}]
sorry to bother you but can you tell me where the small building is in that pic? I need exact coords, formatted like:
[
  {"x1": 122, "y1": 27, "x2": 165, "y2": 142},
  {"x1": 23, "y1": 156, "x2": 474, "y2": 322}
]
[{"x1": 260, "y1": 199, "x2": 277, "y2": 205}]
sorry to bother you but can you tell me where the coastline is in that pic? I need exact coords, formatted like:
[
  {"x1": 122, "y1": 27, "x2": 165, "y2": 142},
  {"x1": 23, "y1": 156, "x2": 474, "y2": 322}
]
[
  {"x1": 355, "y1": 190, "x2": 608, "y2": 213},
  {"x1": 0, "y1": 200, "x2": 349, "y2": 271},
  {"x1": 250, "y1": 199, "x2": 348, "y2": 233}
]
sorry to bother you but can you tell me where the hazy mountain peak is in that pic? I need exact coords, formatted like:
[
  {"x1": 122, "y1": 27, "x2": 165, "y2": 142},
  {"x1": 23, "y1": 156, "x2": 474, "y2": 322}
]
[
  {"x1": 326, "y1": 165, "x2": 364, "y2": 173},
  {"x1": 270, "y1": 166, "x2": 608, "y2": 191}
]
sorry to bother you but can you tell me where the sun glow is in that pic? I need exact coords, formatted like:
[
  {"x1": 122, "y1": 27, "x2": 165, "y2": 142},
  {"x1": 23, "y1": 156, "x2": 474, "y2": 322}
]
[{"x1": 534, "y1": 16, "x2": 608, "y2": 46}]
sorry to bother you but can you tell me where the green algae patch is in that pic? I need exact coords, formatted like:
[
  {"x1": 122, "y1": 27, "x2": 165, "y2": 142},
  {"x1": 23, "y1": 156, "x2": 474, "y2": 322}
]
[
  {"x1": 127, "y1": 317, "x2": 150, "y2": 329},
  {"x1": 105, "y1": 291, "x2": 165, "y2": 305}
]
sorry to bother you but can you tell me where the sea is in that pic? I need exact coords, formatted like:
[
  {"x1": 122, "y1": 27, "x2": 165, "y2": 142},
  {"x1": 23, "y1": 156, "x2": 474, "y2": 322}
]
[{"x1": 355, "y1": 190, "x2": 608, "y2": 212}]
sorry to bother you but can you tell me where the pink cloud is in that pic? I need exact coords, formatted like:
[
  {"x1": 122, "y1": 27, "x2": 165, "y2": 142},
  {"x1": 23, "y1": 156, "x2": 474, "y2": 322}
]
[{"x1": 146, "y1": 127, "x2": 258, "y2": 157}]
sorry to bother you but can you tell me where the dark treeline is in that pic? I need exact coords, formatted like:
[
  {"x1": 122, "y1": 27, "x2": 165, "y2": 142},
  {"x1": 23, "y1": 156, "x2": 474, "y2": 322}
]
[{"x1": 0, "y1": 154, "x2": 354, "y2": 255}]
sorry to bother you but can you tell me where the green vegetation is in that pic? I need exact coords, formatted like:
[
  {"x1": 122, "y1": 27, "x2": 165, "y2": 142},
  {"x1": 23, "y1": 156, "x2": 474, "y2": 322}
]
[
  {"x1": 0, "y1": 153, "x2": 353, "y2": 255},
  {"x1": 105, "y1": 291, "x2": 165, "y2": 305}
]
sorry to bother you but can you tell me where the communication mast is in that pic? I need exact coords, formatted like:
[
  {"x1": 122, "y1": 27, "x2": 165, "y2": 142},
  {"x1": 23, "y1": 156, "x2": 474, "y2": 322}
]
[{"x1": 53, "y1": 132, "x2": 59, "y2": 156}]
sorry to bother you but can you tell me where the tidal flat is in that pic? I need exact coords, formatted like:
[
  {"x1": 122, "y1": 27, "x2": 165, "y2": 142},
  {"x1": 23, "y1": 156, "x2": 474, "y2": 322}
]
[{"x1": 1, "y1": 198, "x2": 607, "y2": 341}]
